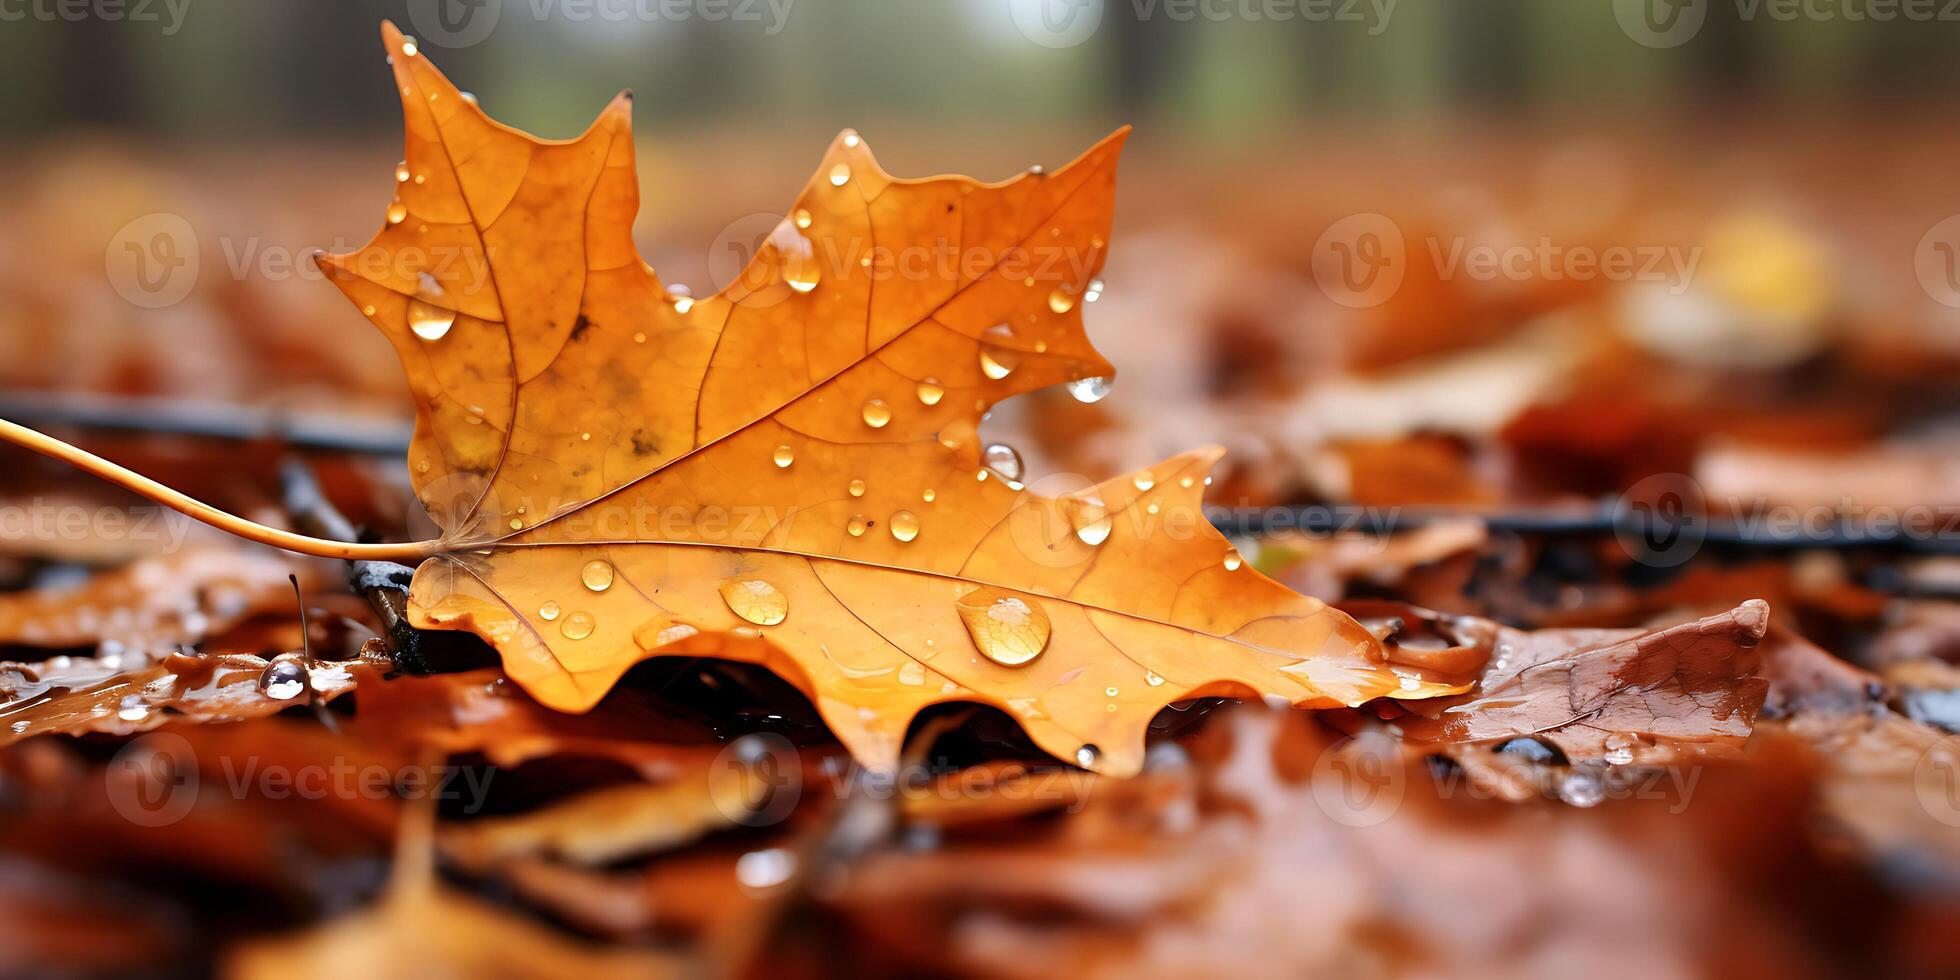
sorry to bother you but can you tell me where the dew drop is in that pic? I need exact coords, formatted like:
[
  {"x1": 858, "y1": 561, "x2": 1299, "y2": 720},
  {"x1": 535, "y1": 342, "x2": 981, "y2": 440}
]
[
  {"x1": 657, "y1": 623, "x2": 698, "y2": 646},
  {"x1": 538, "y1": 601, "x2": 561, "y2": 622},
  {"x1": 1067, "y1": 376, "x2": 1111, "y2": 403},
  {"x1": 560, "y1": 611, "x2": 596, "y2": 640},
  {"x1": 386, "y1": 200, "x2": 409, "y2": 225},
  {"x1": 720, "y1": 579, "x2": 789, "y2": 626},
  {"x1": 898, "y1": 662, "x2": 926, "y2": 686},
  {"x1": 861, "y1": 398, "x2": 891, "y2": 428},
  {"x1": 889, "y1": 510, "x2": 920, "y2": 542},
  {"x1": 786, "y1": 263, "x2": 820, "y2": 294},
  {"x1": 736, "y1": 848, "x2": 797, "y2": 890},
  {"x1": 1105, "y1": 686, "x2": 1119, "y2": 697},
  {"x1": 915, "y1": 377, "x2": 944, "y2": 406},
  {"x1": 1145, "y1": 670, "x2": 1166, "y2": 687},
  {"x1": 773, "y1": 444, "x2": 795, "y2": 468},
  {"x1": 848, "y1": 478, "x2": 866, "y2": 497},
  {"x1": 922, "y1": 488, "x2": 936, "y2": 503},
  {"x1": 982, "y1": 443, "x2": 1023, "y2": 482},
  {"x1": 1047, "y1": 287, "x2": 1076, "y2": 314},
  {"x1": 828, "y1": 163, "x2": 851, "y2": 186},
  {"x1": 1075, "y1": 744, "x2": 1102, "y2": 768},
  {"x1": 408, "y1": 299, "x2": 455, "y2": 341},
  {"x1": 955, "y1": 587, "x2": 1052, "y2": 667},
  {"x1": 581, "y1": 559, "x2": 615, "y2": 593},
  {"x1": 1133, "y1": 472, "x2": 1154, "y2": 492},
  {"x1": 400, "y1": 38, "x2": 418, "y2": 57},
  {"x1": 1084, "y1": 278, "x2": 1104, "y2": 302},
  {"x1": 1222, "y1": 550, "x2": 1243, "y2": 572},
  {"x1": 978, "y1": 345, "x2": 1019, "y2": 380},
  {"x1": 259, "y1": 660, "x2": 307, "y2": 701},
  {"x1": 395, "y1": 161, "x2": 411, "y2": 183},
  {"x1": 117, "y1": 695, "x2": 150, "y2": 723},
  {"x1": 1072, "y1": 498, "x2": 1112, "y2": 547},
  {"x1": 847, "y1": 514, "x2": 868, "y2": 537},
  {"x1": 415, "y1": 459, "x2": 431, "y2": 474},
  {"x1": 508, "y1": 518, "x2": 524, "y2": 531}
]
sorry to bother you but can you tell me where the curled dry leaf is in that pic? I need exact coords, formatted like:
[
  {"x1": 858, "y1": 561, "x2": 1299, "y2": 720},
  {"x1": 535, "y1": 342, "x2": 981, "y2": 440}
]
[
  {"x1": 320, "y1": 24, "x2": 1449, "y2": 775},
  {"x1": 0, "y1": 549, "x2": 299, "y2": 651},
  {"x1": 1375, "y1": 599, "x2": 1772, "y2": 764}
]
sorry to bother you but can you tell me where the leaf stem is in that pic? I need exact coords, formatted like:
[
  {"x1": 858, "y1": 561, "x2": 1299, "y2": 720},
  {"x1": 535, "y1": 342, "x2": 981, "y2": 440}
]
[{"x1": 0, "y1": 419, "x2": 441, "y2": 562}]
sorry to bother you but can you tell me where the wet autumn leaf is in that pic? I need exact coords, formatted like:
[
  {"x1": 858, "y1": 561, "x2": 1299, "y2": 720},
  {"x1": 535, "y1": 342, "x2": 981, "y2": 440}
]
[
  {"x1": 315, "y1": 24, "x2": 1451, "y2": 775},
  {"x1": 1365, "y1": 599, "x2": 1772, "y2": 762}
]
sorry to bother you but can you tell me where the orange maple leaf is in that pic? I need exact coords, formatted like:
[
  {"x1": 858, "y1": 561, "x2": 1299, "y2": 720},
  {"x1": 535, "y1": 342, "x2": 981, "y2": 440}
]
[{"x1": 298, "y1": 23, "x2": 1462, "y2": 775}]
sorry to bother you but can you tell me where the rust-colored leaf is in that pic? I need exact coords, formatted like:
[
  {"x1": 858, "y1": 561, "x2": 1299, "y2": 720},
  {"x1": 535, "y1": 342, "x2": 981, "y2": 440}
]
[{"x1": 317, "y1": 25, "x2": 1451, "y2": 775}]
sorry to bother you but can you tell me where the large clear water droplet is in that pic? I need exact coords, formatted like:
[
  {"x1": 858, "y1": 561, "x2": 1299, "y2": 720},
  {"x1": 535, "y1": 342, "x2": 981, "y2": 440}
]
[
  {"x1": 982, "y1": 443, "x2": 1023, "y2": 482},
  {"x1": 1067, "y1": 376, "x2": 1111, "y2": 403},
  {"x1": 1075, "y1": 744, "x2": 1102, "y2": 768},
  {"x1": 538, "y1": 601, "x2": 561, "y2": 622},
  {"x1": 888, "y1": 510, "x2": 920, "y2": 542},
  {"x1": 395, "y1": 161, "x2": 412, "y2": 183},
  {"x1": 847, "y1": 478, "x2": 865, "y2": 497},
  {"x1": 408, "y1": 299, "x2": 454, "y2": 341},
  {"x1": 828, "y1": 163, "x2": 851, "y2": 186},
  {"x1": 847, "y1": 514, "x2": 868, "y2": 537},
  {"x1": 386, "y1": 200, "x2": 409, "y2": 225},
  {"x1": 915, "y1": 378, "x2": 944, "y2": 406},
  {"x1": 773, "y1": 444, "x2": 795, "y2": 468},
  {"x1": 581, "y1": 559, "x2": 615, "y2": 592},
  {"x1": 259, "y1": 659, "x2": 308, "y2": 701},
  {"x1": 720, "y1": 579, "x2": 789, "y2": 626},
  {"x1": 560, "y1": 611, "x2": 596, "y2": 640},
  {"x1": 1048, "y1": 287, "x2": 1076, "y2": 314},
  {"x1": 978, "y1": 345, "x2": 1019, "y2": 380},
  {"x1": 1072, "y1": 498, "x2": 1112, "y2": 546},
  {"x1": 955, "y1": 587, "x2": 1052, "y2": 667},
  {"x1": 861, "y1": 398, "x2": 891, "y2": 428}
]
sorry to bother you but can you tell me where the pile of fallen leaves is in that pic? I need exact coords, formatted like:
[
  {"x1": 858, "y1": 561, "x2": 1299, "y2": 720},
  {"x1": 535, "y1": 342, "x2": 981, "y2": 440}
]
[{"x1": 3, "y1": 24, "x2": 1959, "y2": 979}]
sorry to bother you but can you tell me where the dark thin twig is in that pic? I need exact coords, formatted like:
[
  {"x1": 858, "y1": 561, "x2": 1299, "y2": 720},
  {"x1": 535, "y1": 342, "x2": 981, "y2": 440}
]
[
  {"x1": 0, "y1": 391, "x2": 413, "y2": 458},
  {"x1": 14, "y1": 391, "x2": 1959, "y2": 554}
]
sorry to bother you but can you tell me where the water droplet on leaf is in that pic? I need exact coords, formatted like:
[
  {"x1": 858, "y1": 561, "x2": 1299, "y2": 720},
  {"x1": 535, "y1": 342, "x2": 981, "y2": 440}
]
[
  {"x1": 720, "y1": 579, "x2": 788, "y2": 626},
  {"x1": 955, "y1": 587, "x2": 1051, "y2": 666},
  {"x1": 1067, "y1": 376, "x2": 1111, "y2": 403},
  {"x1": 408, "y1": 299, "x2": 454, "y2": 341},
  {"x1": 861, "y1": 398, "x2": 891, "y2": 428},
  {"x1": 560, "y1": 611, "x2": 596, "y2": 640},
  {"x1": 982, "y1": 443, "x2": 1023, "y2": 482}
]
